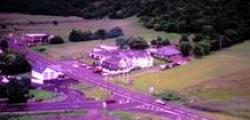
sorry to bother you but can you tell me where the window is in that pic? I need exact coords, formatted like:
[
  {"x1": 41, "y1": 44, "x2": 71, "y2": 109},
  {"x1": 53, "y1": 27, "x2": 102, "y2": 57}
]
[{"x1": 44, "y1": 72, "x2": 48, "y2": 80}]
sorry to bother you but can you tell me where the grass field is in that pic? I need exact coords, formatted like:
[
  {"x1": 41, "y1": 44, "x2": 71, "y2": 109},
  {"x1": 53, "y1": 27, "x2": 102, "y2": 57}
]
[
  {"x1": 0, "y1": 111, "x2": 86, "y2": 120},
  {"x1": 111, "y1": 40, "x2": 250, "y2": 120},
  {"x1": 113, "y1": 111, "x2": 165, "y2": 120},
  {"x1": 30, "y1": 90, "x2": 57, "y2": 102},
  {"x1": 72, "y1": 83, "x2": 111, "y2": 101},
  {"x1": 0, "y1": 13, "x2": 180, "y2": 60},
  {"x1": 0, "y1": 12, "x2": 180, "y2": 42}
]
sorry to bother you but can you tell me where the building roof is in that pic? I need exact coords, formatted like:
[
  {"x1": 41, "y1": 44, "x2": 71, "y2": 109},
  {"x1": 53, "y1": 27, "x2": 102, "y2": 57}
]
[
  {"x1": 156, "y1": 46, "x2": 180, "y2": 56},
  {"x1": 91, "y1": 49, "x2": 150, "y2": 59},
  {"x1": 32, "y1": 64, "x2": 63, "y2": 73},
  {"x1": 122, "y1": 50, "x2": 150, "y2": 58},
  {"x1": 32, "y1": 64, "x2": 47, "y2": 73},
  {"x1": 24, "y1": 33, "x2": 50, "y2": 38}
]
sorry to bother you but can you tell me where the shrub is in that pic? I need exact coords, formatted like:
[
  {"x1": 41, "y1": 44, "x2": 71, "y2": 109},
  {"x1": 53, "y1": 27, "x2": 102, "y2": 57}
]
[
  {"x1": 193, "y1": 34, "x2": 204, "y2": 43},
  {"x1": 108, "y1": 26, "x2": 124, "y2": 38},
  {"x1": 69, "y1": 30, "x2": 83, "y2": 42},
  {"x1": 179, "y1": 34, "x2": 190, "y2": 43},
  {"x1": 128, "y1": 37, "x2": 149, "y2": 50},
  {"x1": 52, "y1": 20, "x2": 58, "y2": 26},
  {"x1": 193, "y1": 43, "x2": 205, "y2": 58},
  {"x1": 49, "y1": 36, "x2": 64, "y2": 44},
  {"x1": 180, "y1": 41, "x2": 192, "y2": 57},
  {"x1": 116, "y1": 36, "x2": 129, "y2": 49}
]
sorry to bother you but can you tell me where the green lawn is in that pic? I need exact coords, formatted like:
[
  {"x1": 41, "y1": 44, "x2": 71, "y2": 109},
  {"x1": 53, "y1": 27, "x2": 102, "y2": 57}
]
[
  {"x1": 112, "y1": 41, "x2": 250, "y2": 120},
  {"x1": 115, "y1": 41, "x2": 250, "y2": 93},
  {"x1": 0, "y1": 13, "x2": 180, "y2": 43},
  {"x1": 71, "y1": 83, "x2": 111, "y2": 101},
  {"x1": 113, "y1": 111, "x2": 165, "y2": 120},
  {"x1": 1, "y1": 111, "x2": 86, "y2": 120},
  {"x1": 30, "y1": 90, "x2": 56, "y2": 102}
]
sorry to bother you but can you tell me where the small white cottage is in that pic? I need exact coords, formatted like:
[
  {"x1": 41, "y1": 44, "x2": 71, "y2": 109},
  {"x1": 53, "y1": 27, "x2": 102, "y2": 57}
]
[{"x1": 31, "y1": 64, "x2": 64, "y2": 84}]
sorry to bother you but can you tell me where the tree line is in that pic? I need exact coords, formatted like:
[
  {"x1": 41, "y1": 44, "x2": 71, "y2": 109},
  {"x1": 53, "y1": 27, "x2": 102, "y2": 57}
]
[{"x1": 69, "y1": 26, "x2": 123, "y2": 42}]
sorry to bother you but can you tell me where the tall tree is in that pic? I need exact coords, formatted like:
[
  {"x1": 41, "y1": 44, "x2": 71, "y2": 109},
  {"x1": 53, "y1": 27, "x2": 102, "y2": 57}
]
[{"x1": 7, "y1": 77, "x2": 31, "y2": 103}]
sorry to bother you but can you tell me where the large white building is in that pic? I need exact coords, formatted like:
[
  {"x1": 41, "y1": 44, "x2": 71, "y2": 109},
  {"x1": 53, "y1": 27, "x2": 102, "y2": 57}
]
[{"x1": 89, "y1": 46, "x2": 154, "y2": 75}]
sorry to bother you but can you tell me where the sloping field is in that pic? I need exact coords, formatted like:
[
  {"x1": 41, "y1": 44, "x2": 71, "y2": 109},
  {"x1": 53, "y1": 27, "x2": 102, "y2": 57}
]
[
  {"x1": 0, "y1": 13, "x2": 180, "y2": 42},
  {"x1": 129, "y1": 41, "x2": 250, "y2": 92},
  {"x1": 117, "y1": 41, "x2": 250, "y2": 120}
]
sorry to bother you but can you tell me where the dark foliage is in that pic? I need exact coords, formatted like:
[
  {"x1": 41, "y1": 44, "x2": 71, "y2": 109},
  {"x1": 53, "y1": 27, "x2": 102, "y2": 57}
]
[
  {"x1": 7, "y1": 77, "x2": 31, "y2": 103},
  {"x1": 69, "y1": 27, "x2": 123, "y2": 42},
  {"x1": 151, "y1": 36, "x2": 170, "y2": 47},
  {"x1": 116, "y1": 36, "x2": 129, "y2": 49},
  {"x1": 0, "y1": 84, "x2": 7, "y2": 98},
  {"x1": 0, "y1": 53, "x2": 32, "y2": 75},
  {"x1": 1, "y1": 0, "x2": 250, "y2": 48},
  {"x1": 180, "y1": 41, "x2": 192, "y2": 57},
  {"x1": 0, "y1": 38, "x2": 9, "y2": 50},
  {"x1": 49, "y1": 36, "x2": 64, "y2": 44},
  {"x1": 128, "y1": 37, "x2": 149, "y2": 50}
]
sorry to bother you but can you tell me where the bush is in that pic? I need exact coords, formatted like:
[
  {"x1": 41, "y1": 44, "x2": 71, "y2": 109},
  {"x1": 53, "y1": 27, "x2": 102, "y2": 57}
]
[
  {"x1": 108, "y1": 26, "x2": 124, "y2": 38},
  {"x1": 49, "y1": 36, "x2": 64, "y2": 44},
  {"x1": 154, "y1": 91, "x2": 183, "y2": 102},
  {"x1": 52, "y1": 20, "x2": 58, "y2": 26},
  {"x1": 1, "y1": 24, "x2": 7, "y2": 29},
  {"x1": 116, "y1": 36, "x2": 129, "y2": 49},
  {"x1": 193, "y1": 34, "x2": 204, "y2": 43},
  {"x1": 198, "y1": 41, "x2": 212, "y2": 55},
  {"x1": 193, "y1": 43, "x2": 204, "y2": 58},
  {"x1": 0, "y1": 38, "x2": 9, "y2": 50},
  {"x1": 35, "y1": 48, "x2": 46, "y2": 52},
  {"x1": 180, "y1": 41, "x2": 192, "y2": 57},
  {"x1": 0, "y1": 54, "x2": 31, "y2": 75},
  {"x1": 128, "y1": 37, "x2": 149, "y2": 50},
  {"x1": 0, "y1": 85, "x2": 7, "y2": 98},
  {"x1": 95, "y1": 29, "x2": 106, "y2": 40},
  {"x1": 202, "y1": 25, "x2": 214, "y2": 35},
  {"x1": 69, "y1": 30, "x2": 83, "y2": 42},
  {"x1": 179, "y1": 34, "x2": 190, "y2": 43}
]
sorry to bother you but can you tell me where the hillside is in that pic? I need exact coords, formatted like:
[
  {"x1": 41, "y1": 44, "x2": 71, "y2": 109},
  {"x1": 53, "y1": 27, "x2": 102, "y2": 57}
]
[{"x1": 1, "y1": 0, "x2": 250, "y2": 40}]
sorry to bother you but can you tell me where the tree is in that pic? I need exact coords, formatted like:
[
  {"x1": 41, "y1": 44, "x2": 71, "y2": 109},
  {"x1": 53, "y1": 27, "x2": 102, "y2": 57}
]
[
  {"x1": 108, "y1": 26, "x2": 124, "y2": 38},
  {"x1": 192, "y1": 34, "x2": 204, "y2": 43},
  {"x1": 0, "y1": 84, "x2": 7, "y2": 98},
  {"x1": 52, "y1": 20, "x2": 58, "y2": 26},
  {"x1": 223, "y1": 29, "x2": 239, "y2": 44},
  {"x1": 69, "y1": 30, "x2": 83, "y2": 42},
  {"x1": 161, "y1": 39, "x2": 170, "y2": 46},
  {"x1": 202, "y1": 25, "x2": 214, "y2": 35},
  {"x1": 128, "y1": 37, "x2": 149, "y2": 50},
  {"x1": 1, "y1": 24, "x2": 7, "y2": 29},
  {"x1": 0, "y1": 54, "x2": 31, "y2": 75},
  {"x1": 7, "y1": 77, "x2": 31, "y2": 103},
  {"x1": 179, "y1": 34, "x2": 190, "y2": 43},
  {"x1": 96, "y1": 29, "x2": 106, "y2": 42},
  {"x1": 198, "y1": 41, "x2": 212, "y2": 55},
  {"x1": 150, "y1": 39, "x2": 157, "y2": 46},
  {"x1": 49, "y1": 36, "x2": 64, "y2": 44},
  {"x1": 180, "y1": 41, "x2": 192, "y2": 57},
  {"x1": 116, "y1": 36, "x2": 129, "y2": 49},
  {"x1": 0, "y1": 38, "x2": 9, "y2": 51},
  {"x1": 193, "y1": 43, "x2": 204, "y2": 58}
]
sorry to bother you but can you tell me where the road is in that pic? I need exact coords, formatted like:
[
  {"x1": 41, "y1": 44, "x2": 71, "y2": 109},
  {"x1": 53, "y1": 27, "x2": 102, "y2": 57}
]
[{"x1": 6, "y1": 37, "x2": 213, "y2": 120}]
